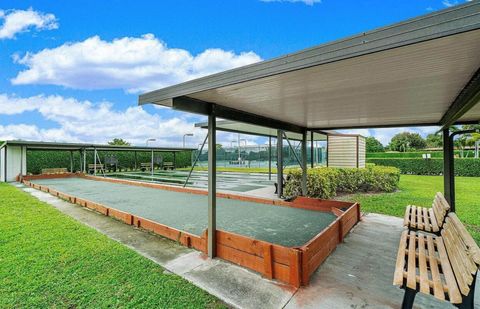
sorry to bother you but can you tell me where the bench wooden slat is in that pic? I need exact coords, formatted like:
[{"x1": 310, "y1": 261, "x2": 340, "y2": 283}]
[
  {"x1": 422, "y1": 207, "x2": 431, "y2": 232},
  {"x1": 417, "y1": 207, "x2": 424, "y2": 230},
  {"x1": 411, "y1": 206, "x2": 417, "y2": 229},
  {"x1": 393, "y1": 230, "x2": 408, "y2": 286},
  {"x1": 449, "y1": 213, "x2": 480, "y2": 264},
  {"x1": 426, "y1": 234, "x2": 444, "y2": 300},
  {"x1": 406, "y1": 231, "x2": 417, "y2": 290},
  {"x1": 404, "y1": 205, "x2": 411, "y2": 227},
  {"x1": 435, "y1": 237, "x2": 462, "y2": 303},
  {"x1": 428, "y1": 208, "x2": 440, "y2": 232},
  {"x1": 417, "y1": 234, "x2": 429, "y2": 294}
]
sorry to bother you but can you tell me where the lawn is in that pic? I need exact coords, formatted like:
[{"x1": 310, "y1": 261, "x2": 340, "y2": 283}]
[
  {"x1": 340, "y1": 175, "x2": 480, "y2": 242},
  {"x1": 0, "y1": 183, "x2": 224, "y2": 308}
]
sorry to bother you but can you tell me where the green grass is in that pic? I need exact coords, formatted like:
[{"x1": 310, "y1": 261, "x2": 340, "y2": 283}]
[
  {"x1": 0, "y1": 183, "x2": 225, "y2": 308},
  {"x1": 178, "y1": 166, "x2": 298, "y2": 173},
  {"x1": 341, "y1": 175, "x2": 480, "y2": 242}
]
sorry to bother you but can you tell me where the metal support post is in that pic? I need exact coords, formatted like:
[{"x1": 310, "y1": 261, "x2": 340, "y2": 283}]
[
  {"x1": 310, "y1": 131, "x2": 314, "y2": 168},
  {"x1": 208, "y1": 108, "x2": 217, "y2": 258},
  {"x1": 277, "y1": 130, "x2": 284, "y2": 198},
  {"x1": 301, "y1": 130, "x2": 308, "y2": 196},
  {"x1": 268, "y1": 136, "x2": 272, "y2": 181}
]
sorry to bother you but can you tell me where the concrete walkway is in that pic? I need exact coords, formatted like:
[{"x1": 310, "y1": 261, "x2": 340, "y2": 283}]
[{"x1": 16, "y1": 183, "x2": 479, "y2": 309}]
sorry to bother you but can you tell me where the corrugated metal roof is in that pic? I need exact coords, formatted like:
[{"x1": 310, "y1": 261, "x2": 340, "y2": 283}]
[
  {"x1": 139, "y1": 2, "x2": 480, "y2": 129},
  {"x1": 4, "y1": 140, "x2": 195, "y2": 152}
]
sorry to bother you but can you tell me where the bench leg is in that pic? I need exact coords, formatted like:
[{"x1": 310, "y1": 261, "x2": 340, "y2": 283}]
[{"x1": 401, "y1": 288, "x2": 417, "y2": 309}]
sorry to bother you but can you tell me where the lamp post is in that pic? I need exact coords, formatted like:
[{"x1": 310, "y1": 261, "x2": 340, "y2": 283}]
[
  {"x1": 146, "y1": 138, "x2": 156, "y2": 176},
  {"x1": 183, "y1": 133, "x2": 194, "y2": 148}
]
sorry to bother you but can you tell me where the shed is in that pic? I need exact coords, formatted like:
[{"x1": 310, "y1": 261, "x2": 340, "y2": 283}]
[{"x1": 327, "y1": 134, "x2": 366, "y2": 168}]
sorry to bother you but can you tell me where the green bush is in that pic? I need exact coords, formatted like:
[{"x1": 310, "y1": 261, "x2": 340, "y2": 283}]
[
  {"x1": 366, "y1": 150, "x2": 474, "y2": 159},
  {"x1": 367, "y1": 158, "x2": 480, "y2": 177},
  {"x1": 27, "y1": 150, "x2": 192, "y2": 174},
  {"x1": 284, "y1": 166, "x2": 400, "y2": 199}
]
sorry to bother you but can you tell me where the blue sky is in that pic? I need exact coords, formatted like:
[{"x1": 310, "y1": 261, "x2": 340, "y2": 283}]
[{"x1": 0, "y1": 0, "x2": 469, "y2": 147}]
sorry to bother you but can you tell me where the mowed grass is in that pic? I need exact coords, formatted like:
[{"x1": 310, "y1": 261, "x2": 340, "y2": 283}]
[
  {"x1": 342, "y1": 175, "x2": 480, "y2": 242},
  {"x1": 0, "y1": 183, "x2": 225, "y2": 308}
]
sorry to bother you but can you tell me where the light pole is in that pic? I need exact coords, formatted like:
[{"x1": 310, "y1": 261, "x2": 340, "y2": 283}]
[
  {"x1": 146, "y1": 138, "x2": 156, "y2": 176},
  {"x1": 183, "y1": 133, "x2": 194, "y2": 148}
]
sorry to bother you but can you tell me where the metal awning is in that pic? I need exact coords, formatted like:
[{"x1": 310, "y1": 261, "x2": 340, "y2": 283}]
[
  {"x1": 194, "y1": 120, "x2": 330, "y2": 141},
  {"x1": 139, "y1": 2, "x2": 480, "y2": 131},
  {"x1": 4, "y1": 140, "x2": 195, "y2": 152}
]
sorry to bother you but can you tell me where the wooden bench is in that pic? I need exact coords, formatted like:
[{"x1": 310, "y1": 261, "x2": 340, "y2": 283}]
[
  {"x1": 394, "y1": 213, "x2": 480, "y2": 308},
  {"x1": 403, "y1": 192, "x2": 450, "y2": 233},
  {"x1": 41, "y1": 168, "x2": 68, "y2": 174},
  {"x1": 87, "y1": 164, "x2": 104, "y2": 174},
  {"x1": 163, "y1": 161, "x2": 174, "y2": 170}
]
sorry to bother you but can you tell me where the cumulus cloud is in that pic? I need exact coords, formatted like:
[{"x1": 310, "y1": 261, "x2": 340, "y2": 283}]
[
  {"x1": 0, "y1": 93, "x2": 260, "y2": 147},
  {"x1": 0, "y1": 93, "x2": 209, "y2": 145},
  {"x1": 11, "y1": 34, "x2": 261, "y2": 93},
  {"x1": 260, "y1": 0, "x2": 321, "y2": 5},
  {"x1": 0, "y1": 8, "x2": 57, "y2": 40}
]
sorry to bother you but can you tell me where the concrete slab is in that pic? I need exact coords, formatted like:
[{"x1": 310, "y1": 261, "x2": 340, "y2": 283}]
[{"x1": 285, "y1": 213, "x2": 480, "y2": 309}]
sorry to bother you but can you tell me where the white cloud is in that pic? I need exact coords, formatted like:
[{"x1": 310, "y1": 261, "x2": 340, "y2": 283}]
[
  {"x1": 0, "y1": 8, "x2": 57, "y2": 40},
  {"x1": 0, "y1": 93, "x2": 261, "y2": 147},
  {"x1": 11, "y1": 34, "x2": 261, "y2": 93},
  {"x1": 260, "y1": 0, "x2": 321, "y2": 5}
]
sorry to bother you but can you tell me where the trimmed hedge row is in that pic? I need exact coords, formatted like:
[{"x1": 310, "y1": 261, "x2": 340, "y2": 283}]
[
  {"x1": 366, "y1": 150, "x2": 475, "y2": 159},
  {"x1": 26, "y1": 150, "x2": 192, "y2": 175},
  {"x1": 367, "y1": 158, "x2": 480, "y2": 177},
  {"x1": 284, "y1": 166, "x2": 400, "y2": 199}
]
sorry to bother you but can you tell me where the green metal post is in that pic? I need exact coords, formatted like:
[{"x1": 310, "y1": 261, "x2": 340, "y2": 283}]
[{"x1": 208, "y1": 108, "x2": 217, "y2": 258}]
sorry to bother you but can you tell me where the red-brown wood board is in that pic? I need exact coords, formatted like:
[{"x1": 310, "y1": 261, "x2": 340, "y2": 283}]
[{"x1": 22, "y1": 174, "x2": 361, "y2": 287}]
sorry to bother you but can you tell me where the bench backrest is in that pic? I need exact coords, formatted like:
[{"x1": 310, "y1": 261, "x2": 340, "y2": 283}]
[
  {"x1": 433, "y1": 192, "x2": 450, "y2": 228},
  {"x1": 87, "y1": 164, "x2": 103, "y2": 168},
  {"x1": 441, "y1": 213, "x2": 480, "y2": 296},
  {"x1": 163, "y1": 162, "x2": 174, "y2": 166}
]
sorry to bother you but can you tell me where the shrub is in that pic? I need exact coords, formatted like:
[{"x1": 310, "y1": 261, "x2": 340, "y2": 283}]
[
  {"x1": 366, "y1": 158, "x2": 480, "y2": 177},
  {"x1": 27, "y1": 150, "x2": 193, "y2": 174},
  {"x1": 284, "y1": 166, "x2": 400, "y2": 199}
]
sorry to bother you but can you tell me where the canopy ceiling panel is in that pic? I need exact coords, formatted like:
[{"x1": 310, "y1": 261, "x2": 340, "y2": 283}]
[
  {"x1": 189, "y1": 30, "x2": 480, "y2": 128},
  {"x1": 139, "y1": 2, "x2": 480, "y2": 130}
]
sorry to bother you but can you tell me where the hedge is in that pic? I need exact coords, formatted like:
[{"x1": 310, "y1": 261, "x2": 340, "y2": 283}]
[
  {"x1": 26, "y1": 150, "x2": 192, "y2": 175},
  {"x1": 284, "y1": 166, "x2": 400, "y2": 199},
  {"x1": 366, "y1": 150, "x2": 475, "y2": 159},
  {"x1": 367, "y1": 158, "x2": 480, "y2": 177}
]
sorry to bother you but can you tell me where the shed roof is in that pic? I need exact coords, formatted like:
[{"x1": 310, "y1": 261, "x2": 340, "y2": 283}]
[
  {"x1": 2, "y1": 140, "x2": 194, "y2": 152},
  {"x1": 139, "y1": 2, "x2": 480, "y2": 131}
]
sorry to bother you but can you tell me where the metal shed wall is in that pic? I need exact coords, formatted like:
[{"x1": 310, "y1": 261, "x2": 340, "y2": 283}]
[
  {"x1": 1, "y1": 145, "x2": 27, "y2": 182},
  {"x1": 327, "y1": 135, "x2": 365, "y2": 168}
]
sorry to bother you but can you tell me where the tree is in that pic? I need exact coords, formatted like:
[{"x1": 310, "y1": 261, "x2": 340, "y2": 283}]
[
  {"x1": 108, "y1": 138, "x2": 131, "y2": 146},
  {"x1": 365, "y1": 136, "x2": 384, "y2": 152},
  {"x1": 388, "y1": 132, "x2": 427, "y2": 152},
  {"x1": 426, "y1": 133, "x2": 443, "y2": 148}
]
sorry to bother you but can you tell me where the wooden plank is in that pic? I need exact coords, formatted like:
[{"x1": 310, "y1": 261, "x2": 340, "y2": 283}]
[
  {"x1": 426, "y1": 235, "x2": 444, "y2": 300},
  {"x1": 289, "y1": 249, "x2": 301, "y2": 287},
  {"x1": 393, "y1": 230, "x2": 408, "y2": 286},
  {"x1": 417, "y1": 207, "x2": 424, "y2": 230},
  {"x1": 436, "y1": 237, "x2": 462, "y2": 304},
  {"x1": 432, "y1": 201, "x2": 444, "y2": 228},
  {"x1": 410, "y1": 206, "x2": 417, "y2": 228},
  {"x1": 422, "y1": 207, "x2": 431, "y2": 232},
  {"x1": 429, "y1": 208, "x2": 440, "y2": 233},
  {"x1": 406, "y1": 231, "x2": 417, "y2": 290},
  {"x1": 448, "y1": 213, "x2": 480, "y2": 264},
  {"x1": 417, "y1": 234, "x2": 429, "y2": 294},
  {"x1": 263, "y1": 244, "x2": 273, "y2": 279},
  {"x1": 442, "y1": 227, "x2": 473, "y2": 295}
]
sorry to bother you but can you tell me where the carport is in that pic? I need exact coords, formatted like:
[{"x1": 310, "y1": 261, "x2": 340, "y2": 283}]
[{"x1": 139, "y1": 2, "x2": 480, "y2": 258}]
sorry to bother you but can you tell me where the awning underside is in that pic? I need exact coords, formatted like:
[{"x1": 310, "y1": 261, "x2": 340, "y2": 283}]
[{"x1": 139, "y1": 2, "x2": 480, "y2": 130}]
